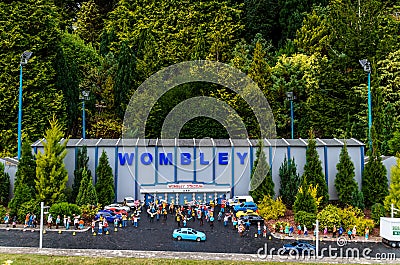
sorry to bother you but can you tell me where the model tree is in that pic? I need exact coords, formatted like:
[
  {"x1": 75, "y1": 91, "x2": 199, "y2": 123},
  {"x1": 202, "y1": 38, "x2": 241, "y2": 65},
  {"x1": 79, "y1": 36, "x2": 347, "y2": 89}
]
[
  {"x1": 279, "y1": 156, "x2": 301, "y2": 207},
  {"x1": 9, "y1": 141, "x2": 36, "y2": 215},
  {"x1": 35, "y1": 117, "x2": 69, "y2": 205},
  {"x1": 250, "y1": 140, "x2": 275, "y2": 203},
  {"x1": 0, "y1": 162, "x2": 10, "y2": 207},
  {"x1": 334, "y1": 143, "x2": 359, "y2": 207},
  {"x1": 362, "y1": 129, "x2": 388, "y2": 207},
  {"x1": 302, "y1": 131, "x2": 329, "y2": 205},
  {"x1": 384, "y1": 156, "x2": 400, "y2": 212},
  {"x1": 72, "y1": 146, "x2": 91, "y2": 202},
  {"x1": 95, "y1": 150, "x2": 115, "y2": 206},
  {"x1": 293, "y1": 179, "x2": 317, "y2": 215},
  {"x1": 76, "y1": 168, "x2": 98, "y2": 206}
]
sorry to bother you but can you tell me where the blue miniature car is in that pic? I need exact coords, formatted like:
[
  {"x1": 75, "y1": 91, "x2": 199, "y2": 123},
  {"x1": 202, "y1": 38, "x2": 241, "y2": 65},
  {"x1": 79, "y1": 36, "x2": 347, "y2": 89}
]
[
  {"x1": 233, "y1": 201, "x2": 258, "y2": 212},
  {"x1": 172, "y1": 228, "x2": 206, "y2": 242},
  {"x1": 94, "y1": 210, "x2": 122, "y2": 223},
  {"x1": 283, "y1": 241, "x2": 316, "y2": 254}
]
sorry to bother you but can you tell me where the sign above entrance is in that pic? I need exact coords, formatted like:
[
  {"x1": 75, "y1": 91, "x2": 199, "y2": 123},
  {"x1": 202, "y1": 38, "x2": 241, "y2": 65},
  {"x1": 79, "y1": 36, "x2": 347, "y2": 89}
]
[{"x1": 167, "y1": 184, "x2": 204, "y2": 189}]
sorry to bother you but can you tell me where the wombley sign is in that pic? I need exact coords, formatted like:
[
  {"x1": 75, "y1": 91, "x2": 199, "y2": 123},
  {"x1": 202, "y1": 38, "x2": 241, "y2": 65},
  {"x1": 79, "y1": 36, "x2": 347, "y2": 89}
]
[{"x1": 118, "y1": 151, "x2": 249, "y2": 166}]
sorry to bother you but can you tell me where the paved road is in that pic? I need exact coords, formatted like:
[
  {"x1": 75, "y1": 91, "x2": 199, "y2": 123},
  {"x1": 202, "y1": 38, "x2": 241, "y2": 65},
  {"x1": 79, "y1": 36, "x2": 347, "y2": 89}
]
[{"x1": 0, "y1": 211, "x2": 399, "y2": 262}]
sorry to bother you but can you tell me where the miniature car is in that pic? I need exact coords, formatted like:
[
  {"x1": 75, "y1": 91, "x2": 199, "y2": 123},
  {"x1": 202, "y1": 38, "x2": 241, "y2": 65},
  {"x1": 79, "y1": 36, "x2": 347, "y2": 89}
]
[
  {"x1": 172, "y1": 228, "x2": 206, "y2": 242},
  {"x1": 239, "y1": 214, "x2": 264, "y2": 224},
  {"x1": 283, "y1": 241, "x2": 316, "y2": 254},
  {"x1": 105, "y1": 207, "x2": 128, "y2": 216},
  {"x1": 233, "y1": 201, "x2": 258, "y2": 212},
  {"x1": 104, "y1": 203, "x2": 130, "y2": 212},
  {"x1": 94, "y1": 210, "x2": 122, "y2": 223},
  {"x1": 235, "y1": 209, "x2": 258, "y2": 218}
]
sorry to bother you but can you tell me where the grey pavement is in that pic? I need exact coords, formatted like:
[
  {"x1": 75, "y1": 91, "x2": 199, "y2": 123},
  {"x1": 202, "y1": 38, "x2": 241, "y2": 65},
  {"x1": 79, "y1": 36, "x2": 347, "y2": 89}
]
[{"x1": 0, "y1": 246, "x2": 397, "y2": 264}]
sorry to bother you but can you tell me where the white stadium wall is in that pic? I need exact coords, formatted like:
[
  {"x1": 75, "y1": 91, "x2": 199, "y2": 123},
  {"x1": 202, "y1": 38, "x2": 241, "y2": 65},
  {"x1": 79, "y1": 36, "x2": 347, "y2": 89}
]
[{"x1": 31, "y1": 138, "x2": 366, "y2": 204}]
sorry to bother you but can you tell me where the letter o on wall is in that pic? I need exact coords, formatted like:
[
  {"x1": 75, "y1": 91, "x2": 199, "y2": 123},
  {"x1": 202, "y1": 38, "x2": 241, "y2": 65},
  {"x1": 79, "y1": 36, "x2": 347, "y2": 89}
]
[{"x1": 141, "y1": 153, "x2": 153, "y2": 165}]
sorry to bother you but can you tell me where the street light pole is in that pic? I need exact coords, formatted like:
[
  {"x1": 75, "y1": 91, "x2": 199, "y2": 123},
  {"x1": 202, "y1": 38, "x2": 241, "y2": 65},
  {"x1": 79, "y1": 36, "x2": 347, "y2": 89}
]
[
  {"x1": 79, "y1": 90, "x2": 90, "y2": 139},
  {"x1": 18, "y1": 51, "x2": 33, "y2": 160},
  {"x1": 286, "y1": 92, "x2": 295, "y2": 139},
  {"x1": 359, "y1": 59, "x2": 372, "y2": 149}
]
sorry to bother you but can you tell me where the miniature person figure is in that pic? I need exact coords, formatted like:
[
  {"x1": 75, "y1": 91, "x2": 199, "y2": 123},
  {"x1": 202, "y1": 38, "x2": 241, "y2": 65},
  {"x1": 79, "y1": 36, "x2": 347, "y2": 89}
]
[
  {"x1": 297, "y1": 224, "x2": 302, "y2": 236},
  {"x1": 209, "y1": 214, "x2": 214, "y2": 230},
  {"x1": 238, "y1": 223, "x2": 245, "y2": 237},
  {"x1": 263, "y1": 225, "x2": 267, "y2": 237},
  {"x1": 98, "y1": 221, "x2": 103, "y2": 235},
  {"x1": 91, "y1": 219, "x2": 95, "y2": 233},
  {"x1": 279, "y1": 224, "x2": 283, "y2": 233},
  {"x1": 223, "y1": 214, "x2": 229, "y2": 227},
  {"x1": 4, "y1": 213, "x2": 9, "y2": 228},
  {"x1": 347, "y1": 228, "x2": 352, "y2": 240},
  {"x1": 12, "y1": 216, "x2": 17, "y2": 228},
  {"x1": 304, "y1": 226, "x2": 308, "y2": 236},
  {"x1": 133, "y1": 215, "x2": 138, "y2": 228},
  {"x1": 365, "y1": 226, "x2": 369, "y2": 240},
  {"x1": 47, "y1": 214, "x2": 53, "y2": 229},
  {"x1": 332, "y1": 224, "x2": 337, "y2": 238},
  {"x1": 352, "y1": 226, "x2": 357, "y2": 239},
  {"x1": 285, "y1": 224, "x2": 289, "y2": 235},
  {"x1": 272, "y1": 223, "x2": 276, "y2": 233},
  {"x1": 257, "y1": 222, "x2": 262, "y2": 236},
  {"x1": 289, "y1": 225, "x2": 294, "y2": 237},
  {"x1": 66, "y1": 216, "x2": 71, "y2": 230},
  {"x1": 338, "y1": 225, "x2": 343, "y2": 237},
  {"x1": 183, "y1": 216, "x2": 187, "y2": 227},
  {"x1": 323, "y1": 226, "x2": 328, "y2": 238},
  {"x1": 56, "y1": 215, "x2": 60, "y2": 229},
  {"x1": 114, "y1": 217, "x2": 118, "y2": 228},
  {"x1": 103, "y1": 220, "x2": 108, "y2": 233},
  {"x1": 79, "y1": 219, "x2": 84, "y2": 229}
]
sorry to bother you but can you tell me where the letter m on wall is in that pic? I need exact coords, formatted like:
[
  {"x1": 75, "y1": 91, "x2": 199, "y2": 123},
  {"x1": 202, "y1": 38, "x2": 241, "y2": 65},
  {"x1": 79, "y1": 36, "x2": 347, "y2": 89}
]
[{"x1": 119, "y1": 153, "x2": 134, "y2": 165}]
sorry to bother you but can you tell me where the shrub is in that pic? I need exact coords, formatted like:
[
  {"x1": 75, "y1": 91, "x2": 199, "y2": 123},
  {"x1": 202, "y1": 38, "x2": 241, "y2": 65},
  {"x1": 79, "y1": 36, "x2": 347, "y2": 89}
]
[
  {"x1": 294, "y1": 211, "x2": 316, "y2": 230},
  {"x1": 80, "y1": 204, "x2": 101, "y2": 222},
  {"x1": 17, "y1": 199, "x2": 40, "y2": 223},
  {"x1": 338, "y1": 206, "x2": 363, "y2": 229},
  {"x1": 258, "y1": 195, "x2": 286, "y2": 220},
  {"x1": 355, "y1": 218, "x2": 374, "y2": 236},
  {"x1": 49, "y1": 202, "x2": 81, "y2": 224},
  {"x1": 317, "y1": 204, "x2": 341, "y2": 231},
  {"x1": 0, "y1": 205, "x2": 6, "y2": 223},
  {"x1": 371, "y1": 203, "x2": 386, "y2": 225}
]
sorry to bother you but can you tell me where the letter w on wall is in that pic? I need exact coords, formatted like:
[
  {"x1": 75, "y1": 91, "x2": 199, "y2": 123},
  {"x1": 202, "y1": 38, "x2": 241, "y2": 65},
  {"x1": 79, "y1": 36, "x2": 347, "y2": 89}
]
[{"x1": 119, "y1": 153, "x2": 134, "y2": 165}]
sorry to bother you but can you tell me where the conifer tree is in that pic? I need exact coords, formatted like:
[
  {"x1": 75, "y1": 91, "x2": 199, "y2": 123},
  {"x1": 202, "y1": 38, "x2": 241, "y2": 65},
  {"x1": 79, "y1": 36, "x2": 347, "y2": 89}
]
[
  {"x1": 0, "y1": 162, "x2": 10, "y2": 207},
  {"x1": 303, "y1": 131, "x2": 329, "y2": 205},
  {"x1": 279, "y1": 156, "x2": 301, "y2": 207},
  {"x1": 95, "y1": 151, "x2": 115, "y2": 206},
  {"x1": 293, "y1": 180, "x2": 317, "y2": 215},
  {"x1": 35, "y1": 117, "x2": 69, "y2": 205},
  {"x1": 250, "y1": 141, "x2": 275, "y2": 203},
  {"x1": 334, "y1": 143, "x2": 359, "y2": 207},
  {"x1": 76, "y1": 168, "x2": 98, "y2": 206},
  {"x1": 9, "y1": 141, "x2": 36, "y2": 216},
  {"x1": 362, "y1": 127, "x2": 388, "y2": 207},
  {"x1": 384, "y1": 156, "x2": 400, "y2": 213},
  {"x1": 72, "y1": 146, "x2": 91, "y2": 202}
]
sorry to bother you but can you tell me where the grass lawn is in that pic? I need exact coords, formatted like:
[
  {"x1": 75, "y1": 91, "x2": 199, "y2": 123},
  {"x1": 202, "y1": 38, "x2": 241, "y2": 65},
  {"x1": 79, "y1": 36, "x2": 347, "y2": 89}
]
[{"x1": 0, "y1": 254, "x2": 356, "y2": 265}]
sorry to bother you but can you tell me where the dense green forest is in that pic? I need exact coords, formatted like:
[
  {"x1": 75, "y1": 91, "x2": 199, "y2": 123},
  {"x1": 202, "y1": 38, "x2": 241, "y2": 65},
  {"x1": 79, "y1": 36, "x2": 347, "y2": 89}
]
[{"x1": 1, "y1": 0, "x2": 400, "y2": 157}]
